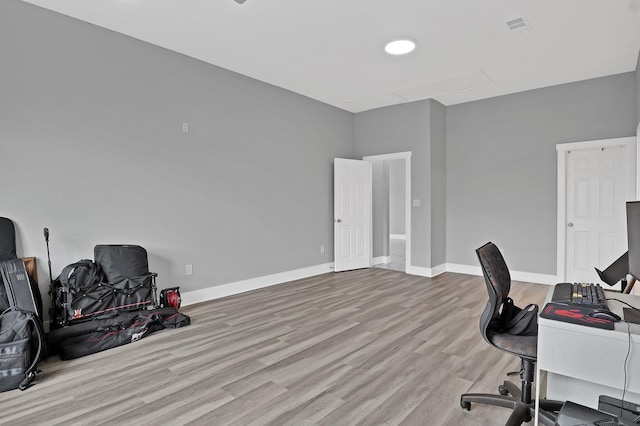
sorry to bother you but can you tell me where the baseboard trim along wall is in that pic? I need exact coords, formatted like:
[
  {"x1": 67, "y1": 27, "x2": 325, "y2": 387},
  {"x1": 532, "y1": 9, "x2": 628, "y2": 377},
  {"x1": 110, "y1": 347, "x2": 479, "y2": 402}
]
[
  {"x1": 372, "y1": 256, "x2": 390, "y2": 265},
  {"x1": 446, "y1": 263, "x2": 558, "y2": 285},
  {"x1": 182, "y1": 261, "x2": 557, "y2": 307},
  {"x1": 181, "y1": 262, "x2": 334, "y2": 306},
  {"x1": 405, "y1": 263, "x2": 446, "y2": 278}
]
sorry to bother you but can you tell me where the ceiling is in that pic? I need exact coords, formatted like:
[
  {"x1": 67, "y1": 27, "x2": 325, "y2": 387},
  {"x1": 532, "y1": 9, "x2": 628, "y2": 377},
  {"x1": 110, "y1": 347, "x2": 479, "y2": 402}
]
[{"x1": 20, "y1": 0, "x2": 640, "y2": 113}]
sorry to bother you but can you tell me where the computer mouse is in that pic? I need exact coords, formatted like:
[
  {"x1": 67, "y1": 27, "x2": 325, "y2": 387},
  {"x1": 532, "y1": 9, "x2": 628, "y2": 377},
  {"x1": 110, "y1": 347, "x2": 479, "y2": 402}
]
[{"x1": 589, "y1": 309, "x2": 621, "y2": 322}]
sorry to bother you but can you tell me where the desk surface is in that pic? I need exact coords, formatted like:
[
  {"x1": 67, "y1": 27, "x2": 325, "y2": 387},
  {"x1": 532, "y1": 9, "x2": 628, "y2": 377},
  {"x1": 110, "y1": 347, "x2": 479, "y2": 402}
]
[
  {"x1": 539, "y1": 291, "x2": 640, "y2": 340},
  {"x1": 537, "y1": 288, "x2": 640, "y2": 411}
]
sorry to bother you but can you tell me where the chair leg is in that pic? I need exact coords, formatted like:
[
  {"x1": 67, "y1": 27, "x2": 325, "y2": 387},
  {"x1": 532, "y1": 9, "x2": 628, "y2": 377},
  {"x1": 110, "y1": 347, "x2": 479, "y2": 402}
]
[
  {"x1": 460, "y1": 393, "x2": 519, "y2": 411},
  {"x1": 505, "y1": 404, "x2": 531, "y2": 426},
  {"x1": 460, "y1": 359, "x2": 563, "y2": 425},
  {"x1": 500, "y1": 380, "x2": 521, "y2": 398}
]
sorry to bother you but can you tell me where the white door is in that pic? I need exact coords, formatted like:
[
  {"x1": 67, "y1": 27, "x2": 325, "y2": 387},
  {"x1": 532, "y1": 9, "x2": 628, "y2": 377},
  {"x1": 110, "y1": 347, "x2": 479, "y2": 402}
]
[
  {"x1": 334, "y1": 158, "x2": 371, "y2": 272},
  {"x1": 565, "y1": 146, "x2": 627, "y2": 284}
]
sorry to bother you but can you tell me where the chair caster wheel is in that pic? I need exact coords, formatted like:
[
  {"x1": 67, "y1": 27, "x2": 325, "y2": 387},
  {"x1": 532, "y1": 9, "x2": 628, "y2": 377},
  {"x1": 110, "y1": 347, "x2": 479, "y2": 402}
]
[
  {"x1": 460, "y1": 400, "x2": 471, "y2": 411},
  {"x1": 498, "y1": 385, "x2": 509, "y2": 395}
]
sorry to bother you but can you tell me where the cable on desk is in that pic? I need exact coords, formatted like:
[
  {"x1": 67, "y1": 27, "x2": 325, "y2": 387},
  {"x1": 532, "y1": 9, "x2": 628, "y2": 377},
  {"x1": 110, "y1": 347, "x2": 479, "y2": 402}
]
[{"x1": 606, "y1": 298, "x2": 640, "y2": 312}]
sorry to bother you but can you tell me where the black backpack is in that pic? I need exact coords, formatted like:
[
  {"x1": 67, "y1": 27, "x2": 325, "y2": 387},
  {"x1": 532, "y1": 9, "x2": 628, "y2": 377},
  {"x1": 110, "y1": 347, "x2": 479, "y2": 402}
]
[
  {"x1": 0, "y1": 261, "x2": 45, "y2": 392},
  {"x1": 51, "y1": 260, "x2": 105, "y2": 327},
  {"x1": 57, "y1": 260, "x2": 102, "y2": 291}
]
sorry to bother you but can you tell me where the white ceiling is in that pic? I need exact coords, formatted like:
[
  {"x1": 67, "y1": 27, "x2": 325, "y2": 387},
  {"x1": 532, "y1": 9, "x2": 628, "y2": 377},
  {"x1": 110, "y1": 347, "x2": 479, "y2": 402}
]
[{"x1": 20, "y1": 0, "x2": 640, "y2": 113}]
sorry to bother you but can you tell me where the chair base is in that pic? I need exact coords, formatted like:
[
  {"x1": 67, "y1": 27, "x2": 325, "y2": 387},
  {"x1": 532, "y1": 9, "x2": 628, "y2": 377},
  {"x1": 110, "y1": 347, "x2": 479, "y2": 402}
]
[{"x1": 461, "y1": 381, "x2": 563, "y2": 426}]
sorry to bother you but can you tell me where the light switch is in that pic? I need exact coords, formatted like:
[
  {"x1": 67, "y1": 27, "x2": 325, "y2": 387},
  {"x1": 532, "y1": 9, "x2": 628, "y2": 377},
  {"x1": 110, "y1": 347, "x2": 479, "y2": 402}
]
[{"x1": 412, "y1": 199, "x2": 421, "y2": 207}]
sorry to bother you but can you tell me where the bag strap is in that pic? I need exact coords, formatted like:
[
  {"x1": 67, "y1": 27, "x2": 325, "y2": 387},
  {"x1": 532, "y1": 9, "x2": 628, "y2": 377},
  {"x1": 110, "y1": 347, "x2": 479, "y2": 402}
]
[
  {"x1": 1, "y1": 263, "x2": 46, "y2": 390},
  {"x1": 504, "y1": 303, "x2": 538, "y2": 333},
  {"x1": 18, "y1": 310, "x2": 45, "y2": 390},
  {"x1": 0, "y1": 261, "x2": 17, "y2": 308}
]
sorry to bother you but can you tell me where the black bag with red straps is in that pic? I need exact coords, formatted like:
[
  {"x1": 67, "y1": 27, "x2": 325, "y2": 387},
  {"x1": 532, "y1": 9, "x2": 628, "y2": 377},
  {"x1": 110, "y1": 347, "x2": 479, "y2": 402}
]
[{"x1": 47, "y1": 307, "x2": 190, "y2": 360}]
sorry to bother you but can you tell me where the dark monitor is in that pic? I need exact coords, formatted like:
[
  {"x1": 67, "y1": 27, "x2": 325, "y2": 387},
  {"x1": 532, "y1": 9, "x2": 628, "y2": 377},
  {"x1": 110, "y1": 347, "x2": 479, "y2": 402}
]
[{"x1": 627, "y1": 201, "x2": 640, "y2": 280}]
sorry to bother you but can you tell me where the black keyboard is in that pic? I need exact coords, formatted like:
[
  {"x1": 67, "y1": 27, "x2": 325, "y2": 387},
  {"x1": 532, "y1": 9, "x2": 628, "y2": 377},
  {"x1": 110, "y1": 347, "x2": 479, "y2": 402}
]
[{"x1": 551, "y1": 282, "x2": 608, "y2": 309}]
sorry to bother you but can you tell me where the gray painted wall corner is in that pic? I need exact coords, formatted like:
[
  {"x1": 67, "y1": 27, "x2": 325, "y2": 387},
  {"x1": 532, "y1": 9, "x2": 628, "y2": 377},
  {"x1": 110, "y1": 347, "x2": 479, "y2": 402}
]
[
  {"x1": 636, "y1": 48, "x2": 640, "y2": 125},
  {"x1": 428, "y1": 100, "x2": 447, "y2": 267},
  {"x1": 446, "y1": 73, "x2": 637, "y2": 276},
  {"x1": 354, "y1": 100, "x2": 431, "y2": 268}
]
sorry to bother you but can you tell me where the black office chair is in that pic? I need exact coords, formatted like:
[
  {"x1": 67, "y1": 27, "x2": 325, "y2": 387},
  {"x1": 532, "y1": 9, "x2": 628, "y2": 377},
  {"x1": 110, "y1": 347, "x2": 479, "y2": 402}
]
[{"x1": 460, "y1": 242, "x2": 563, "y2": 426}]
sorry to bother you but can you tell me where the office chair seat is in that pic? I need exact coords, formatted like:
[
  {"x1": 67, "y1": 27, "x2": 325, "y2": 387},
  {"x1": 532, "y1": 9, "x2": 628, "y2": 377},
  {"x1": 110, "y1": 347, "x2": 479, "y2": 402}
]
[
  {"x1": 460, "y1": 242, "x2": 562, "y2": 426},
  {"x1": 486, "y1": 330, "x2": 537, "y2": 359}
]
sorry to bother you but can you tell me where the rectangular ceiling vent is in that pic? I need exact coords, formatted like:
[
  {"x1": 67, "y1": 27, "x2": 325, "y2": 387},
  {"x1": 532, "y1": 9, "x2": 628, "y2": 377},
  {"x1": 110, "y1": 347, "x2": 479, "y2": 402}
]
[{"x1": 506, "y1": 16, "x2": 530, "y2": 32}]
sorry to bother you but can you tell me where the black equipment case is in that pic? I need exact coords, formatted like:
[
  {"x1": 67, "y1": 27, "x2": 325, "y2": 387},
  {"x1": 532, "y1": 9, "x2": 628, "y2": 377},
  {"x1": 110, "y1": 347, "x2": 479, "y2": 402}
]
[
  {"x1": 46, "y1": 307, "x2": 190, "y2": 360},
  {"x1": 0, "y1": 217, "x2": 43, "y2": 320},
  {"x1": 51, "y1": 245, "x2": 157, "y2": 327},
  {"x1": 0, "y1": 218, "x2": 17, "y2": 262}
]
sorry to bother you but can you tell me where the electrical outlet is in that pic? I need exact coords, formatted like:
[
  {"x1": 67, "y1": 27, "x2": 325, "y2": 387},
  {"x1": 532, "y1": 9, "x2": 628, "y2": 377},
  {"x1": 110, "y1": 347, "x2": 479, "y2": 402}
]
[
  {"x1": 182, "y1": 122, "x2": 189, "y2": 133},
  {"x1": 320, "y1": 245, "x2": 325, "y2": 254},
  {"x1": 185, "y1": 264, "x2": 193, "y2": 276}
]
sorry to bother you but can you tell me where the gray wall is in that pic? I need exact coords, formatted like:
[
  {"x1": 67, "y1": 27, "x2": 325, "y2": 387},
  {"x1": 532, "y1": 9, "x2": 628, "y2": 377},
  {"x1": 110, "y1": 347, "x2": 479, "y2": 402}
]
[
  {"x1": 370, "y1": 160, "x2": 389, "y2": 258},
  {"x1": 446, "y1": 73, "x2": 638, "y2": 275},
  {"x1": 388, "y1": 159, "x2": 405, "y2": 236},
  {"x1": 354, "y1": 101, "x2": 431, "y2": 268},
  {"x1": 354, "y1": 99, "x2": 447, "y2": 271},
  {"x1": 637, "y1": 50, "x2": 640, "y2": 126},
  {"x1": 0, "y1": 0, "x2": 354, "y2": 308},
  {"x1": 428, "y1": 100, "x2": 447, "y2": 267}
]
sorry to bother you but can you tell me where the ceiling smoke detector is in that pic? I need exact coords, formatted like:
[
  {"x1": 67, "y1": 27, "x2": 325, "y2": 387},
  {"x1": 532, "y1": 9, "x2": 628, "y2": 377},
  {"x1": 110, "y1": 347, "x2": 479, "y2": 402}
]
[
  {"x1": 506, "y1": 16, "x2": 531, "y2": 32},
  {"x1": 234, "y1": 0, "x2": 247, "y2": 4}
]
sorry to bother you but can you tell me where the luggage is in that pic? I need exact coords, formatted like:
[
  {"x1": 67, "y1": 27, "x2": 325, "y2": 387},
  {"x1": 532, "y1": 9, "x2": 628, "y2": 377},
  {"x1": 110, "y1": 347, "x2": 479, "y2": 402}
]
[
  {"x1": 0, "y1": 260, "x2": 45, "y2": 392},
  {"x1": 94, "y1": 245, "x2": 157, "y2": 313},
  {"x1": 0, "y1": 218, "x2": 43, "y2": 320},
  {"x1": 46, "y1": 307, "x2": 190, "y2": 360},
  {"x1": 0, "y1": 218, "x2": 17, "y2": 262},
  {"x1": 51, "y1": 245, "x2": 158, "y2": 327}
]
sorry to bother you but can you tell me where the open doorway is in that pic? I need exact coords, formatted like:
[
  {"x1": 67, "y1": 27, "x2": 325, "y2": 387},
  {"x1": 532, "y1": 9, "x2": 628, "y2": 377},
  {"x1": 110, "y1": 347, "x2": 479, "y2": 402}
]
[{"x1": 363, "y1": 152, "x2": 411, "y2": 273}]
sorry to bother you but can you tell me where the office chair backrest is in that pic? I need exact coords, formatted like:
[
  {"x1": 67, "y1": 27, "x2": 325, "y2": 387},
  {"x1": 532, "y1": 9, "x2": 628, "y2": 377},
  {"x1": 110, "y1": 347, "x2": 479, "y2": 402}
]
[{"x1": 476, "y1": 242, "x2": 512, "y2": 334}]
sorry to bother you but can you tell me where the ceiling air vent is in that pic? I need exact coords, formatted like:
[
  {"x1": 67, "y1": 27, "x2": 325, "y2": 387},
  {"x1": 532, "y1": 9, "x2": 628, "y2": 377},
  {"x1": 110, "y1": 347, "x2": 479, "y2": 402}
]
[{"x1": 506, "y1": 16, "x2": 530, "y2": 32}]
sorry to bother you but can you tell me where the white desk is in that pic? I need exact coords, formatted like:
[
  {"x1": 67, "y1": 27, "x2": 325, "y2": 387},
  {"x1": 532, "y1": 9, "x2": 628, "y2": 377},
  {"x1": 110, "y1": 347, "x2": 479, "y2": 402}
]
[{"x1": 535, "y1": 289, "x2": 640, "y2": 423}]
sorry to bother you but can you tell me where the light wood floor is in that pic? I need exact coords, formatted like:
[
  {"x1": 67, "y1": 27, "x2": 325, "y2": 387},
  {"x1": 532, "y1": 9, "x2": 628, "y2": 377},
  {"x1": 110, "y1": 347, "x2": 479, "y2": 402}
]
[{"x1": 0, "y1": 269, "x2": 550, "y2": 425}]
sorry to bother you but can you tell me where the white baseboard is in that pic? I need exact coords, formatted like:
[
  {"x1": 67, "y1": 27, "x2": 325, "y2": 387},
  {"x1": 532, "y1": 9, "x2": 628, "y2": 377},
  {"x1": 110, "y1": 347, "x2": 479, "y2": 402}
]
[
  {"x1": 181, "y1": 262, "x2": 334, "y2": 306},
  {"x1": 390, "y1": 234, "x2": 406, "y2": 240},
  {"x1": 445, "y1": 263, "x2": 558, "y2": 285},
  {"x1": 372, "y1": 256, "x2": 390, "y2": 265},
  {"x1": 182, "y1": 261, "x2": 558, "y2": 307},
  {"x1": 406, "y1": 263, "x2": 446, "y2": 278}
]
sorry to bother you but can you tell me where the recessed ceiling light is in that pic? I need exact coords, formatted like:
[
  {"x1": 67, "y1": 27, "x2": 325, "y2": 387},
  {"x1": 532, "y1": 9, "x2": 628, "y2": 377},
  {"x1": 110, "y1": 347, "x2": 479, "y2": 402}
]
[{"x1": 385, "y1": 39, "x2": 416, "y2": 55}]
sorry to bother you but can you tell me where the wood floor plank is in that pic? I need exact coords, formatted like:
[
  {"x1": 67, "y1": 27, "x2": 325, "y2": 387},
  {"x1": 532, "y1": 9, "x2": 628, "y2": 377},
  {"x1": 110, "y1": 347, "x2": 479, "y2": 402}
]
[{"x1": 0, "y1": 269, "x2": 550, "y2": 425}]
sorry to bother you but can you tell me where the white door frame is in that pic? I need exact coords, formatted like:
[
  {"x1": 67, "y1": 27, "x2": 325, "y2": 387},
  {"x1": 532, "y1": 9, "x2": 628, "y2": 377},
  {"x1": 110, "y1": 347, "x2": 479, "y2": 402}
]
[
  {"x1": 363, "y1": 151, "x2": 412, "y2": 272},
  {"x1": 637, "y1": 122, "x2": 640, "y2": 199},
  {"x1": 557, "y1": 137, "x2": 636, "y2": 282}
]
